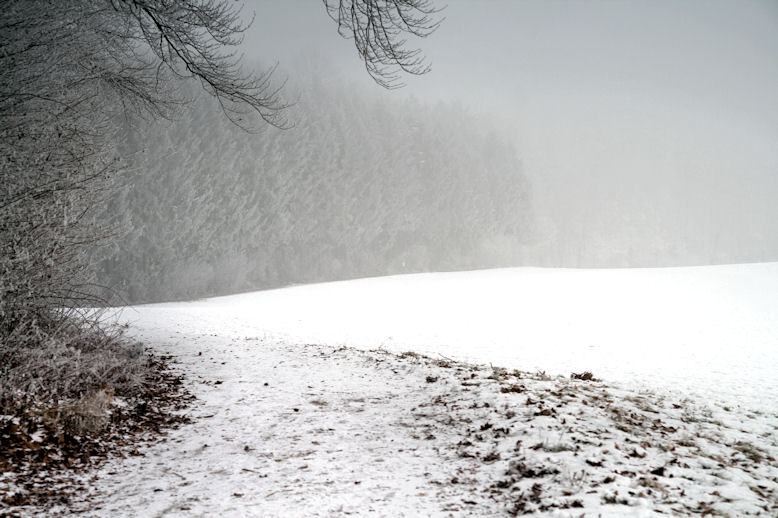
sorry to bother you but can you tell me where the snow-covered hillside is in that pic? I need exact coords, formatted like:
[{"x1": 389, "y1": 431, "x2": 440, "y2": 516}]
[
  {"x1": 11, "y1": 262, "x2": 770, "y2": 517},
  {"x1": 126, "y1": 263, "x2": 778, "y2": 413}
]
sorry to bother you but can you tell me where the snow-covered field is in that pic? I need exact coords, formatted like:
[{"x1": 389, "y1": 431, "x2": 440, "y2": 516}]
[
  {"x1": 136, "y1": 262, "x2": 778, "y2": 413},
  {"x1": 21, "y1": 263, "x2": 778, "y2": 516}
]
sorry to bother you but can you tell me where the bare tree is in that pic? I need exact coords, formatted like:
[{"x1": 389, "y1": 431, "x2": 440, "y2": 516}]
[
  {"x1": 0, "y1": 0, "x2": 444, "y2": 462},
  {"x1": 0, "y1": 0, "x2": 442, "y2": 339},
  {"x1": 324, "y1": 0, "x2": 443, "y2": 89},
  {"x1": 105, "y1": 0, "x2": 444, "y2": 119},
  {"x1": 2, "y1": 2, "x2": 118, "y2": 335},
  {"x1": 108, "y1": 0, "x2": 289, "y2": 129}
]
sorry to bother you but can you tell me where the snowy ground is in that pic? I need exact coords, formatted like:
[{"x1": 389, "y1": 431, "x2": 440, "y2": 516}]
[
  {"x1": 8, "y1": 263, "x2": 778, "y2": 516},
  {"x1": 133, "y1": 262, "x2": 778, "y2": 413}
]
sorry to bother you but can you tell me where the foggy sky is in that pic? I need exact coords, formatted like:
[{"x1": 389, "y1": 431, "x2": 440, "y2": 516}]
[{"x1": 240, "y1": 0, "x2": 778, "y2": 264}]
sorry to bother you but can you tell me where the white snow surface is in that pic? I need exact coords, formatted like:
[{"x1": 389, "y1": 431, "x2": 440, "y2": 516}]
[
  {"x1": 137, "y1": 263, "x2": 778, "y2": 413},
  {"x1": 15, "y1": 263, "x2": 777, "y2": 517}
]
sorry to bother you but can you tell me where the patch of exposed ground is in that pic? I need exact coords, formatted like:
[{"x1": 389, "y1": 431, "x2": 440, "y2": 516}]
[{"x1": 392, "y1": 352, "x2": 778, "y2": 516}]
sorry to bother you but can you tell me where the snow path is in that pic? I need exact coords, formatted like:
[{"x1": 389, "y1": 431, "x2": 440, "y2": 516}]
[
  {"x1": 68, "y1": 325, "x2": 498, "y2": 517},
  {"x1": 63, "y1": 323, "x2": 778, "y2": 518}
]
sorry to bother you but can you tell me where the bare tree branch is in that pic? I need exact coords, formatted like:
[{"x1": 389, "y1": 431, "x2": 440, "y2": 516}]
[
  {"x1": 107, "y1": 0, "x2": 291, "y2": 129},
  {"x1": 323, "y1": 0, "x2": 443, "y2": 89}
]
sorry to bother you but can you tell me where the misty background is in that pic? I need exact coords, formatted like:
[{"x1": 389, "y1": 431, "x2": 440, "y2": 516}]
[{"x1": 94, "y1": 0, "x2": 778, "y2": 303}]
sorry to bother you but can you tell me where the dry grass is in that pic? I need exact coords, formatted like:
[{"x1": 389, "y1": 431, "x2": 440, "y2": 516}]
[
  {"x1": 733, "y1": 440, "x2": 767, "y2": 464},
  {"x1": 0, "y1": 313, "x2": 152, "y2": 436},
  {"x1": 570, "y1": 371, "x2": 598, "y2": 382}
]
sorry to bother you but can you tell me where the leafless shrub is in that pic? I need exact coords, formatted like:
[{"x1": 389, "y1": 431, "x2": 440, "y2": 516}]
[
  {"x1": 50, "y1": 386, "x2": 115, "y2": 435},
  {"x1": 0, "y1": 318, "x2": 148, "y2": 425}
]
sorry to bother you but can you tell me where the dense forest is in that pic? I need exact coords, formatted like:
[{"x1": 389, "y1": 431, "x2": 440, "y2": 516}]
[
  {"x1": 93, "y1": 73, "x2": 533, "y2": 303},
  {"x1": 90, "y1": 67, "x2": 778, "y2": 305}
]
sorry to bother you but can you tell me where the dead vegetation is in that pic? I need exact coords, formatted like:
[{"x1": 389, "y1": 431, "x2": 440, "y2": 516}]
[
  {"x1": 571, "y1": 371, "x2": 598, "y2": 381},
  {"x1": 371, "y1": 348, "x2": 778, "y2": 516},
  {"x1": 7, "y1": 341, "x2": 777, "y2": 516},
  {"x1": 0, "y1": 323, "x2": 193, "y2": 513}
]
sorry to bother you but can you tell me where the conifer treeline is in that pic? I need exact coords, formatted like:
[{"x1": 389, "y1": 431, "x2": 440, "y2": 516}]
[{"x1": 94, "y1": 77, "x2": 533, "y2": 303}]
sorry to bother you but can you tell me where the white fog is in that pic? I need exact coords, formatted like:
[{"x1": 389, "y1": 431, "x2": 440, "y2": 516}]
[{"x1": 2, "y1": 1, "x2": 777, "y2": 516}]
